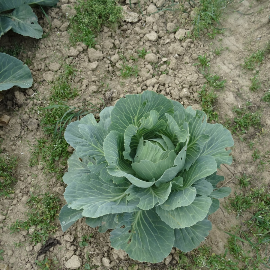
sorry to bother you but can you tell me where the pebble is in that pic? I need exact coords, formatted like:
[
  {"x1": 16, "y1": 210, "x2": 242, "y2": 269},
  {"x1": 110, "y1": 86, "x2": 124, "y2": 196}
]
[
  {"x1": 145, "y1": 32, "x2": 158, "y2": 41},
  {"x1": 65, "y1": 255, "x2": 81, "y2": 269}
]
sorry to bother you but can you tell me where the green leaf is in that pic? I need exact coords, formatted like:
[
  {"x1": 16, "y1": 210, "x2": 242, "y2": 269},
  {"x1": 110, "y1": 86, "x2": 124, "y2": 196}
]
[
  {"x1": 104, "y1": 131, "x2": 154, "y2": 188},
  {"x1": 205, "y1": 172, "x2": 224, "y2": 187},
  {"x1": 171, "y1": 100, "x2": 186, "y2": 126},
  {"x1": 8, "y1": 5, "x2": 43, "y2": 39},
  {"x1": 110, "y1": 90, "x2": 174, "y2": 133},
  {"x1": 64, "y1": 171, "x2": 139, "y2": 218},
  {"x1": 110, "y1": 209, "x2": 175, "y2": 263},
  {"x1": 160, "y1": 187, "x2": 196, "y2": 211},
  {"x1": 139, "y1": 110, "x2": 159, "y2": 130},
  {"x1": 0, "y1": 17, "x2": 12, "y2": 37},
  {"x1": 65, "y1": 115, "x2": 107, "y2": 162},
  {"x1": 200, "y1": 123, "x2": 234, "y2": 167},
  {"x1": 155, "y1": 140, "x2": 188, "y2": 186},
  {"x1": 59, "y1": 205, "x2": 83, "y2": 232},
  {"x1": 123, "y1": 124, "x2": 138, "y2": 161},
  {"x1": 156, "y1": 196, "x2": 212, "y2": 228},
  {"x1": 210, "y1": 187, "x2": 231, "y2": 199},
  {"x1": 86, "y1": 214, "x2": 119, "y2": 233},
  {"x1": 185, "y1": 110, "x2": 209, "y2": 170},
  {"x1": 174, "y1": 219, "x2": 212, "y2": 252},
  {"x1": 99, "y1": 106, "x2": 113, "y2": 131},
  {"x1": 183, "y1": 156, "x2": 217, "y2": 187},
  {"x1": 166, "y1": 113, "x2": 188, "y2": 143},
  {"x1": 193, "y1": 179, "x2": 213, "y2": 196},
  {"x1": 0, "y1": 53, "x2": 33, "y2": 90},
  {"x1": 27, "y1": 0, "x2": 59, "y2": 6},
  {"x1": 208, "y1": 198, "x2": 220, "y2": 215},
  {"x1": 127, "y1": 182, "x2": 172, "y2": 210}
]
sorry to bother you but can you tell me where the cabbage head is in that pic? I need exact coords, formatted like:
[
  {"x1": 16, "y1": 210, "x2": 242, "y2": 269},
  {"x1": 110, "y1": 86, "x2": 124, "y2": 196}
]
[{"x1": 59, "y1": 91, "x2": 234, "y2": 263}]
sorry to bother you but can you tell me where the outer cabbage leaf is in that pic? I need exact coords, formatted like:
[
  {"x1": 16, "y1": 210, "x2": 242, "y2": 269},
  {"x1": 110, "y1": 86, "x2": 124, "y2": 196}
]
[
  {"x1": 210, "y1": 187, "x2": 231, "y2": 199},
  {"x1": 200, "y1": 123, "x2": 234, "y2": 167},
  {"x1": 110, "y1": 209, "x2": 175, "y2": 263},
  {"x1": 205, "y1": 172, "x2": 224, "y2": 187},
  {"x1": 208, "y1": 198, "x2": 220, "y2": 215},
  {"x1": 59, "y1": 205, "x2": 83, "y2": 232},
  {"x1": 64, "y1": 170, "x2": 139, "y2": 218},
  {"x1": 0, "y1": 53, "x2": 33, "y2": 90},
  {"x1": 193, "y1": 179, "x2": 213, "y2": 196},
  {"x1": 156, "y1": 196, "x2": 212, "y2": 228},
  {"x1": 86, "y1": 214, "x2": 119, "y2": 233},
  {"x1": 174, "y1": 219, "x2": 212, "y2": 252}
]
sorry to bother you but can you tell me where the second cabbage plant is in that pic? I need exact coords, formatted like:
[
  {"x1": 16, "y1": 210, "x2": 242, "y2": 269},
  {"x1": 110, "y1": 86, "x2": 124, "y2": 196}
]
[{"x1": 59, "y1": 91, "x2": 234, "y2": 263}]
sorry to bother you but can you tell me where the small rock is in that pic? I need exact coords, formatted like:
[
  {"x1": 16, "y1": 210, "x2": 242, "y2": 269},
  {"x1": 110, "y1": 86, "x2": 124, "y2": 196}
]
[
  {"x1": 65, "y1": 255, "x2": 81, "y2": 269},
  {"x1": 52, "y1": 19, "x2": 62, "y2": 28},
  {"x1": 102, "y1": 257, "x2": 110, "y2": 267},
  {"x1": 34, "y1": 243, "x2": 42, "y2": 252},
  {"x1": 0, "y1": 263, "x2": 10, "y2": 270},
  {"x1": 145, "y1": 31, "x2": 158, "y2": 41},
  {"x1": 180, "y1": 88, "x2": 189, "y2": 98},
  {"x1": 0, "y1": 215, "x2": 6, "y2": 221},
  {"x1": 43, "y1": 71, "x2": 54, "y2": 82},
  {"x1": 112, "y1": 249, "x2": 127, "y2": 260},
  {"x1": 146, "y1": 78, "x2": 157, "y2": 86},
  {"x1": 167, "y1": 22, "x2": 176, "y2": 32},
  {"x1": 147, "y1": 4, "x2": 158, "y2": 14},
  {"x1": 175, "y1": 29, "x2": 188, "y2": 40},
  {"x1": 49, "y1": 63, "x2": 61, "y2": 72},
  {"x1": 111, "y1": 54, "x2": 119, "y2": 63},
  {"x1": 60, "y1": 22, "x2": 70, "y2": 31},
  {"x1": 159, "y1": 74, "x2": 172, "y2": 84},
  {"x1": 103, "y1": 39, "x2": 114, "y2": 50},
  {"x1": 168, "y1": 43, "x2": 185, "y2": 55},
  {"x1": 26, "y1": 246, "x2": 33, "y2": 252},
  {"x1": 88, "y1": 61, "x2": 99, "y2": 71},
  {"x1": 0, "y1": 115, "x2": 11, "y2": 126},
  {"x1": 28, "y1": 226, "x2": 35, "y2": 235},
  {"x1": 145, "y1": 53, "x2": 158, "y2": 63},
  {"x1": 64, "y1": 234, "x2": 74, "y2": 242},
  {"x1": 88, "y1": 48, "x2": 103, "y2": 62},
  {"x1": 61, "y1": 4, "x2": 77, "y2": 18},
  {"x1": 92, "y1": 256, "x2": 102, "y2": 266},
  {"x1": 26, "y1": 88, "x2": 34, "y2": 96},
  {"x1": 14, "y1": 91, "x2": 25, "y2": 106},
  {"x1": 122, "y1": 6, "x2": 139, "y2": 22},
  {"x1": 164, "y1": 254, "x2": 172, "y2": 265},
  {"x1": 67, "y1": 146, "x2": 74, "y2": 153},
  {"x1": 65, "y1": 250, "x2": 74, "y2": 259},
  {"x1": 68, "y1": 47, "x2": 80, "y2": 57}
]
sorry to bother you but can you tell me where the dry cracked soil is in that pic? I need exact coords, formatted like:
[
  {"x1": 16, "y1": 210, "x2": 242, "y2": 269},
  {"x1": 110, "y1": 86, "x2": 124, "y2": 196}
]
[{"x1": 0, "y1": 0, "x2": 270, "y2": 269}]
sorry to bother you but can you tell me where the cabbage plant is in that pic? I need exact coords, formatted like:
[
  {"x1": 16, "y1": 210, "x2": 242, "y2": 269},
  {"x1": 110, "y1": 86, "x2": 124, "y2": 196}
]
[{"x1": 59, "y1": 91, "x2": 234, "y2": 263}]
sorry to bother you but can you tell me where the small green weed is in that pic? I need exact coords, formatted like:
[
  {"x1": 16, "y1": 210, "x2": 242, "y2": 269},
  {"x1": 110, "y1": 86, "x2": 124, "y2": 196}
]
[
  {"x1": 243, "y1": 50, "x2": 264, "y2": 70},
  {"x1": 0, "y1": 155, "x2": 17, "y2": 197},
  {"x1": 79, "y1": 234, "x2": 92, "y2": 247},
  {"x1": 205, "y1": 73, "x2": 226, "y2": 89},
  {"x1": 213, "y1": 46, "x2": 225, "y2": 55},
  {"x1": 0, "y1": 249, "x2": 4, "y2": 260},
  {"x1": 35, "y1": 257, "x2": 58, "y2": 270},
  {"x1": 0, "y1": 44, "x2": 23, "y2": 57},
  {"x1": 252, "y1": 149, "x2": 260, "y2": 161},
  {"x1": 238, "y1": 174, "x2": 251, "y2": 188},
  {"x1": 199, "y1": 85, "x2": 218, "y2": 121},
  {"x1": 120, "y1": 64, "x2": 139, "y2": 78},
  {"x1": 229, "y1": 192, "x2": 253, "y2": 215},
  {"x1": 137, "y1": 48, "x2": 149, "y2": 59},
  {"x1": 196, "y1": 54, "x2": 210, "y2": 71},
  {"x1": 249, "y1": 74, "x2": 261, "y2": 91},
  {"x1": 10, "y1": 193, "x2": 60, "y2": 244},
  {"x1": 230, "y1": 104, "x2": 261, "y2": 135},
  {"x1": 69, "y1": 0, "x2": 122, "y2": 47},
  {"x1": 262, "y1": 90, "x2": 270, "y2": 103},
  {"x1": 193, "y1": 0, "x2": 227, "y2": 38}
]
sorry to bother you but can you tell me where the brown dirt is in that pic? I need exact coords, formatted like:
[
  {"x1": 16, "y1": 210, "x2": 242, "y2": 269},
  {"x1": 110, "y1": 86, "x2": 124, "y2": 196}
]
[{"x1": 0, "y1": 0, "x2": 269, "y2": 269}]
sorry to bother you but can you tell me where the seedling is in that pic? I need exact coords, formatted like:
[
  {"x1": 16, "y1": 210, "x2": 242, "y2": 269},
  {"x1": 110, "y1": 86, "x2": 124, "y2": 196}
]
[
  {"x1": 0, "y1": 249, "x2": 4, "y2": 260},
  {"x1": 243, "y1": 50, "x2": 264, "y2": 70},
  {"x1": 120, "y1": 64, "x2": 139, "y2": 78},
  {"x1": 249, "y1": 74, "x2": 261, "y2": 91},
  {"x1": 137, "y1": 48, "x2": 149, "y2": 59},
  {"x1": 196, "y1": 54, "x2": 210, "y2": 71},
  {"x1": 79, "y1": 234, "x2": 92, "y2": 247}
]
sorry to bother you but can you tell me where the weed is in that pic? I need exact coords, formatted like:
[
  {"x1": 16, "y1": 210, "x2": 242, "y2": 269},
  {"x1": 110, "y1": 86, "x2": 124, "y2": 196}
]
[
  {"x1": 0, "y1": 43, "x2": 23, "y2": 57},
  {"x1": 69, "y1": 0, "x2": 122, "y2": 47},
  {"x1": 120, "y1": 64, "x2": 139, "y2": 78},
  {"x1": 199, "y1": 85, "x2": 218, "y2": 121},
  {"x1": 243, "y1": 50, "x2": 264, "y2": 70},
  {"x1": 262, "y1": 90, "x2": 270, "y2": 103},
  {"x1": 35, "y1": 257, "x2": 58, "y2": 270},
  {"x1": 0, "y1": 249, "x2": 3, "y2": 260},
  {"x1": 252, "y1": 149, "x2": 260, "y2": 161},
  {"x1": 238, "y1": 174, "x2": 251, "y2": 188},
  {"x1": 0, "y1": 155, "x2": 17, "y2": 197},
  {"x1": 229, "y1": 192, "x2": 253, "y2": 214},
  {"x1": 10, "y1": 193, "x2": 60, "y2": 244},
  {"x1": 230, "y1": 104, "x2": 261, "y2": 134},
  {"x1": 213, "y1": 46, "x2": 224, "y2": 55},
  {"x1": 137, "y1": 48, "x2": 149, "y2": 59},
  {"x1": 192, "y1": 0, "x2": 227, "y2": 38},
  {"x1": 79, "y1": 234, "x2": 92, "y2": 247},
  {"x1": 205, "y1": 73, "x2": 226, "y2": 89},
  {"x1": 196, "y1": 54, "x2": 210, "y2": 71},
  {"x1": 249, "y1": 74, "x2": 261, "y2": 91}
]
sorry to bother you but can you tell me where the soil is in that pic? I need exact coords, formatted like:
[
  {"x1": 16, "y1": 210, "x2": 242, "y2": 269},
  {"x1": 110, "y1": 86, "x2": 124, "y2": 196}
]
[{"x1": 0, "y1": 0, "x2": 270, "y2": 269}]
